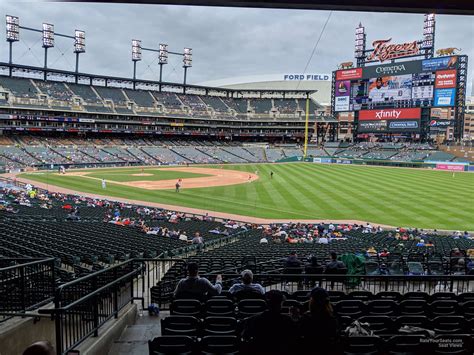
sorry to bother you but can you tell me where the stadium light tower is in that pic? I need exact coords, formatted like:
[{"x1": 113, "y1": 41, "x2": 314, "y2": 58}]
[
  {"x1": 422, "y1": 13, "x2": 436, "y2": 58},
  {"x1": 6, "y1": 15, "x2": 19, "y2": 76},
  {"x1": 42, "y1": 23, "x2": 54, "y2": 80},
  {"x1": 74, "y1": 30, "x2": 85, "y2": 83},
  {"x1": 159, "y1": 43, "x2": 168, "y2": 92},
  {"x1": 132, "y1": 39, "x2": 142, "y2": 89},
  {"x1": 183, "y1": 47, "x2": 192, "y2": 93}
]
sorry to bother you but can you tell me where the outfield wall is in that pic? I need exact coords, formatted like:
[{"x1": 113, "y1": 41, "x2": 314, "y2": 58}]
[{"x1": 277, "y1": 156, "x2": 473, "y2": 171}]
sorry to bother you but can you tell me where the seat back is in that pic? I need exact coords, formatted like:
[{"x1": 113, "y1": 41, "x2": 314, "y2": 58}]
[
  {"x1": 200, "y1": 335, "x2": 239, "y2": 355},
  {"x1": 161, "y1": 316, "x2": 200, "y2": 336},
  {"x1": 237, "y1": 299, "x2": 267, "y2": 318},
  {"x1": 170, "y1": 299, "x2": 202, "y2": 317},
  {"x1": 205, "y1": 299, "x2": 235, "y2": 317},
  {"x1": 203, "y1": 317, "x2": 238, "y2": 335},
  {"x1": 148, "y1": 335, "x2": 195, "y2": 355}
]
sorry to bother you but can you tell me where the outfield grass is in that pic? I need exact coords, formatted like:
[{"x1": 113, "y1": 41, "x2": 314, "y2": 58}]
[{"x1": 20, "y1": 163, "x2": 474, "y2": 230}]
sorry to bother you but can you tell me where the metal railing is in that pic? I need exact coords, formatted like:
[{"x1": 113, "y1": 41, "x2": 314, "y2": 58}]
[
  {"x1": 39, "y1": 260, "x2": 145, "y2": 355},
  {"x1": 0, "y1": 258, "x2": 55, "y2": 322}
]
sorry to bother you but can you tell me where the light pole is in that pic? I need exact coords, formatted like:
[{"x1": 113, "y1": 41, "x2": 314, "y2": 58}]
[
  {"x1": 182, "y1": 48, "x2": 192, "y2": 94},
  {"x1": 159, "y1": 43, "x2": 168, "y2": 92},
  {"x1": 74, "y1": 30, "x2": 85, "y2": 84},
  {"x1": 131, "y1": 39, "x2": 142, "y2": 89},
  {"x1": 6, "y1": 15, "x2": 19, "y2": 77},
  {"x1": 42, "y1": 23, "x2": 54, "y2": 81}
]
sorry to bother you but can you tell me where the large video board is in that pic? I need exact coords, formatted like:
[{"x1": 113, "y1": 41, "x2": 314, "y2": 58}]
[{"x1": 333, "y1": 56, "x2": 459, "y2": 114}]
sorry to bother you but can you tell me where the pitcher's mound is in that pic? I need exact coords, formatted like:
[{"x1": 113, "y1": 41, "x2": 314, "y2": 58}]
[{"x1": 131, "y1": 173, "x2": 153, "y2": 176}]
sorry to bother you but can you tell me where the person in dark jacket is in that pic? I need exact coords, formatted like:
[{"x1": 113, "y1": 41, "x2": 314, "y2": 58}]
[
  {"x1": 242, "y1": 290, "x2": 297, "y2": 355},
  {"x1": 298, "y1": 287, "x2": 339, "y2": 355}
]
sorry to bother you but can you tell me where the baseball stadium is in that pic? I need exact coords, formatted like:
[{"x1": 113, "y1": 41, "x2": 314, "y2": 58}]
[{"x1": 0, "y1": 3, "x2": 473, "y2": 355}]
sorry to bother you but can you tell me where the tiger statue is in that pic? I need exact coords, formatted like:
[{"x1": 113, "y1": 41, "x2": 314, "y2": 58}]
[
  {"x1": 338, "y1": 61, "x2": 354, "y2": 69},
  {"x1": 436, "y1": 48, "x2": 461, "y2": 56}
]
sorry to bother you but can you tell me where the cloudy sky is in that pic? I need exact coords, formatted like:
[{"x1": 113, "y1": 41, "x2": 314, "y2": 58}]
[{"x1": 1, "y1": 1, "x2": 473, "y2": 93}]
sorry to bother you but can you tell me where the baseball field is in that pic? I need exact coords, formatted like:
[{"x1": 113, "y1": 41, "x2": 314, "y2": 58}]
[{"x1": 18, "y1": 163, "x2": 474, "y2": 230}]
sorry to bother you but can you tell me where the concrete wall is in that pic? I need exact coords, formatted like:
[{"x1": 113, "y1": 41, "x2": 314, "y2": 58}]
[{"x1": 0, "y1": 315, "x2": 56, "y2": 355}]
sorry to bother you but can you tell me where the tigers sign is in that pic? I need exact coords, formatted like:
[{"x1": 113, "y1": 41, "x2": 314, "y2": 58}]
[{"x1": 367, "y1": 38, "x2": 420, "y2": 63}]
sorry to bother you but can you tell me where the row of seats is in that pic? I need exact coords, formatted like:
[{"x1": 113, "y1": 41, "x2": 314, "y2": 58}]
[
  {"x1": 149, "y1": 334, "x2": 474, "y2": 354},
  {"x1": 168, "y1": 297, "x2": 474, "y2": 320}
]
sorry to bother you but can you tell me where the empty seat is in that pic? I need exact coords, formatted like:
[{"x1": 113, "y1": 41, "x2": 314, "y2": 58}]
[
  {"x1": 161, "y1": 316, "x2": 201, "y2": 336},
  {"x1": 170, "y1": 299, "x2": 202, "y2": 317},
  {"x1": 328, "y1": 290, "x2": 346, "y2": 302},
  {"x1": 430, "y1": 292, "x2": 457, "y2": 302},
  {"x1": 292, "y1": 290, "x2": 310, "y2": 302},
  {"x1": 432, "y1": 316, "x2": 467, "y2": 334},
  {"x1": 200, "y1": 335, "x2": 239, "y2": 355},
  {"x1": 461, "y1": 301, "x2": 474, "y2": 319},
  {"x1": 237, "y1": 299, "x2": 267, "y2": 318},
  {"x1": 343, "y1": 335, "x2": 383, "y2": 355},
  {"x1": 374, "y1": 291, "x2": 402, "y2": 302},
  {"x1": 367, "y1": 300, "x2": 399, "y2": 316},
  {"x1": 399, "y1": 300, "x2": 428, "y2": 315},
  {"x1": 403, "y1": 292, "x2": 429, "y2": 301},
  {"x1": 205, "y1": 299, "x2": 235, "y2": 317},
  {"x1": 203, "y1": 317, "x2": 238, "y2": 336},
  {"x1": 148, "y1": 335, "x2": 195, "y2": 354},
  {"x1": 458, "y1": 293, "x2": 474, "y2": 303},
  {"x1": 432, "y1": 334, "x2": 473, "y2": 355},
  {"x1": 385, "y1": 335, "x2": 426, "y2": 355},
  {"x1": 430, "y1": 300, "x2": 459, "y2": 317},
  {"x1": 347, "y1": 291, "x2": 373, "y2": 302},
  {"x1": 334, "y1": 300, "x2": 367, "y2": 319}
]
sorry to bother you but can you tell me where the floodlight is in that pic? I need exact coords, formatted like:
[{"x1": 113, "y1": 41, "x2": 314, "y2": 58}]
[
  {"x1": 6, "y1": 15, "x2": 19, "y2": 42},
  {"x1": 74, "y1": 30, "x2": 85, "y2": 53},
  {"x1": 183, "y1": 47, "x2": 192, "y2": 67},
  {"x1": 422, "y1": 13, "x2": 435, "y2": 49},
  {"x1": 132, "y1": 39, "x2": 142, "y2": 61},
  {"x1": 42, "y1": 23, "x2": 54, "y2": 48},
  {"x1": 159, "y1": 43, "x2": 168, "y2": 64}
]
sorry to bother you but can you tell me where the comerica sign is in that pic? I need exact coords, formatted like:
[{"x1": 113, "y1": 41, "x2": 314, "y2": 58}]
[{"x1": 366, "y1": 38, "x2": 420, "y2": 63}]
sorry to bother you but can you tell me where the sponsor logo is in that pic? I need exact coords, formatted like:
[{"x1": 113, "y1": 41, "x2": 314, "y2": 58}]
[
  {"x1": 434, "y1": 88, "x2": 456, "y2": 107},
  {"x1": 375, "y1": 64, "x2": 406, "y2": 75},
  {"x1": 367, "y1": 38, "x2": 420, "y2": 63},
  {"x1": 389, "y1": 121, "x2": 418, "y2": 129},
  {"x1": 334, "y1": 96, "x2": 350, "y2": 112},
  {"x1": 435, "y1": 69, "x2": 457, "y2": 88},
  {"x1": 429, "y1": 120, "x2": 452, "y2": 127},
  {"x1": 422, "y1": 56, "x2": 458, "y2": 71},
  {"x1": 336, "y1": 68, "x2": 363, "y2": 80},
  {"x1": 359, "y1": 108, "x2": 421, "y2": 121},
  {"x1": 435, "y1": 164, "x2": 465, "y2": 171},
  {"x1": 284, "y1": 74, "x2": 330, "y2": 81}
]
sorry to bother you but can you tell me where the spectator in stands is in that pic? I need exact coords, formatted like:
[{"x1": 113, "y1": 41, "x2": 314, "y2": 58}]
[
  {"x1": 285, "y1": 251, "x2": 302, "y2": 268},
  {"x1": 299, "y1": 287, "x2": 339, "y2": 355},
  {"x1": 325, "y1": 252, "x2": 346, "y2": 272},
  {"x1": 229, "y1": 269, "x2": 265, "y2": 295},
  {"x1": 379, "y1": 249, "x2": 390, "y2": 257},
  {"x1": 174, "y1": 262, "x2": 222, "y2": 300},
  {"x1": 416, "y1": 239, "x2": 425, "y2": 247},
  {"x1": 242, "y1": 290, "x2": 296, "y2": 355},
  {"x1": 191, "y1": 232, "x2": 204, "y2": 244},
  {"x1": 259, "y1": 236, "x2": 268, "y2": 244},
  {"x1": 23, "y1": 341, "x2": 55, "y2": 355}
]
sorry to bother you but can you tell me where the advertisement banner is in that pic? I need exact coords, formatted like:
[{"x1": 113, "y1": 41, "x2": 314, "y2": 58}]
[
  {"x1": 335, "y1": 80, "x2": 350, "y2": 97},
  {"x1": 468, "y1": 166, "x2": 474, "y2": 172},
  {"x1": 359, "y1": 108, "x2": 421, "y2": 121},
  {"x1": 435, "y1": 164, "x2": 465, "y2": 171},
  {"x1": 335, "y1": 96, "x2": 350, "y2": 112},
  {"x1": 430, "y1": 108, "x2": 450, "y2": 119},
  {"x1": 435, "y1": 70, "x2": 457, "y2": 88},
  {"x1": 422, "y1": 56, "x2": 458, "y2": 71},
  {"x1": 312, "y1": 158, "x2": 322, "y2": 163},
  {"x1": 358, "y1": 120, "x2": 387, "y2": 132},
  {"x1": 362, "y1": 60, "x2": 422, "y2": 79},
  {"x1": 429, "y1": 120, "x2": 453, "y2": 127},
  {"x1": 434, "y1": 88, "x2": 456, "y2": 106},
  {"x1": 335, "y1": 159, "x2": 352, "y2": 164},
  {"x1": 388, "y1": 120, "x2": 419, "y2": 130},
  {"x1": 336, "y1": 68, "x2": 363, "y2": 80},
  {"x1": 321, "y1": 158, "x2": 333, "y2": 163}
]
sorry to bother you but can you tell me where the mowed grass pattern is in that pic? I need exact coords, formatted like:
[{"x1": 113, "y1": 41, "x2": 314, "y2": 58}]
[{"x1": 20, "y1": 163, "x2": 474, "y2": 230}]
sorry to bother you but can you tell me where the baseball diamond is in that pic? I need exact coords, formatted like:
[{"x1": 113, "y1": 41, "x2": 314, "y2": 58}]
[{"x1": 18, "y1": 163, "x2": 474, "y2": 230}]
